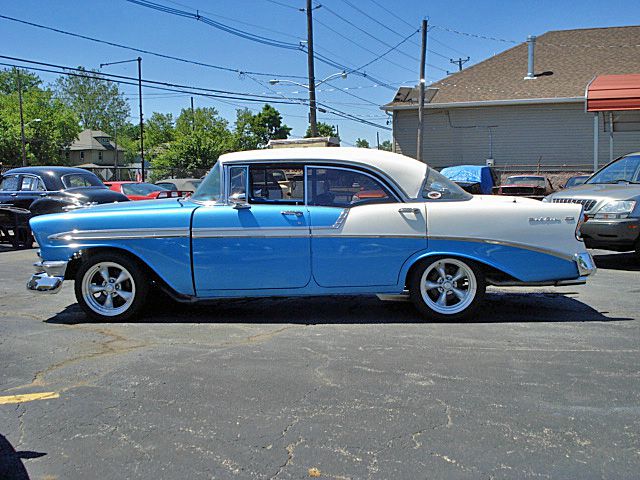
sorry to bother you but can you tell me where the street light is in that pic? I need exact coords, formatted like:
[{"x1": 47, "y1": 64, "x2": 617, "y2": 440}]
[
  {"x1": 100, "y1": 57, "x2": 145, "y2": 182},
  {"x1": 269, "y1": 71, "x2": 347, "y2": 136}
]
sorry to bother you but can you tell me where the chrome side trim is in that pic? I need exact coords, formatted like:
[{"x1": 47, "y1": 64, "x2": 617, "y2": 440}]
[
  {"x1": 312, "y1": 234, "x2": 425, "y2": 239},
  {"x1": 311, "y1": 208, "x2": 349, "y2": 231},
  {"x1": 427, "y1": 235, "x2": 577, "y2": 262},
  {"x1": 192, "y1": 226, "x2": 310, "y2": 239},
  {"x1": 49, "y1": 227, "x2": 189, "y2": 241}
]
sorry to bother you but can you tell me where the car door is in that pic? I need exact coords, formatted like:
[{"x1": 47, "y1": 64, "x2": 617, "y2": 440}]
[
  {"x1": 191, "y1": 163, "x2": 311, "y2": 294},
  {"x1": 14, "y1": 174, "x2": 47, "y2": 209},
  {"x1": 0, "y1": 174, "x2": 21, "y2": 206},
  {"x1": 306, "y1": 166, "x2": 427, "y2": 288}
]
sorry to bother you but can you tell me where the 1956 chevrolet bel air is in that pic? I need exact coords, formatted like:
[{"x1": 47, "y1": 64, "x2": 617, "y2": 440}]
[{"x1": 27, "y1": 148, "x2": 596, "y2": 321}]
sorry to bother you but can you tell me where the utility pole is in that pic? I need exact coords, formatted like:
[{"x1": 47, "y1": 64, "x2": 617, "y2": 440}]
[
  {"x1": 416, "y1": 19, "x2": 427, "y2": 162},
  {"x1": 17, "y1": 69, "x2": 27, "y2": 167},
  {"x1": 306, "y1": 0, "x2": 318, "y2": 137},
  {"x1": 137, "y1": 57, "x2": 145, "y2": 182},
  {"x1": 190, "y1": 96, "x2": 195, "y2": 131},
  {"x1": 450, "y1": 56, "x2": 470, "y2": 72},
  {"x1": 114, "y1": 121, "x2": 119, "y2": 181},
  {"x1": 376, "y1": 131, "x2": 380, "y2": 149}
]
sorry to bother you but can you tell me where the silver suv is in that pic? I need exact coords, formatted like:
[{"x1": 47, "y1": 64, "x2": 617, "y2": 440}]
[{"x1": 544, "y1": 152, "x2": 640, "y2": 257}]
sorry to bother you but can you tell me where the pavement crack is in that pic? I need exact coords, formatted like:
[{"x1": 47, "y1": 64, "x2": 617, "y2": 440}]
[
  {"x1": 15, "y1": 403, "x2": 27, "y2": 449},
  {"x1": 435, "y1": 398, "x2": 453, "y2": 428},
  {"x1": 269, "y1": 437, "x2": 304, "y2": 479}
]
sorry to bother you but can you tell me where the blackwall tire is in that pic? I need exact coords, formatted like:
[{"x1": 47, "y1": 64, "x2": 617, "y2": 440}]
[
  {"x1": 74, "y1": 252, "x2": 149, "y2": 321},
  {"x1": 409, "y1": 256, "x2": 486, "y2": 321}
]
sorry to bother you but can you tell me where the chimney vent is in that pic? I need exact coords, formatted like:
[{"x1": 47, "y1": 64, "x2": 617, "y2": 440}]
[{"x1": 524, "y1": 35, "x2": 536, "y2": 80}]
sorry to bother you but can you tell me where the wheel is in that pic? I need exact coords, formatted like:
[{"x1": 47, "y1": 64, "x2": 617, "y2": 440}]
[
  {"x1": 74, "y1": 252, "x2": 149, "y2": 321},
  {"x1": 409, "y1": 256, "x2": 486, "y2": 321}
]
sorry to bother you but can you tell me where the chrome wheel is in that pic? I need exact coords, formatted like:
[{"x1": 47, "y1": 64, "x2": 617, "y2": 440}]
[
  {"x1": 81, "y1": 262, "x2": 136, "y2": 317},
  {"x1": 419, "y1": 258, "x2": 477, "y2": 315}
]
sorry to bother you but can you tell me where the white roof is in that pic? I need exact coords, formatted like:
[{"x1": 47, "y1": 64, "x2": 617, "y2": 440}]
[{"x1": 219, "y1": 147, "x2": 428, "y2": 198}]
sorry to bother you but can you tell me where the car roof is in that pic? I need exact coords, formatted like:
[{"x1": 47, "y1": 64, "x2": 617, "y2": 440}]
[
  {"x1": 219, "y1": 147, "x2": 428, "y2": 198},
  {"x1": 3, "y1": 166, "x2": 96, "y2": 176}
]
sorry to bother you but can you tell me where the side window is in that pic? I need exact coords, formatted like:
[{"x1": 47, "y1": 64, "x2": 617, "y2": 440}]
[
  {"x1": 228, "y1": 166, "x2": 247, "y2": 201},
  {"x1": 249, "y1": 166, "x2": 303, "y2": 204},
  {"x1": 20, "y1": 176, "x2": 45, "y2": 192},
  {"x1": 307, "y1": 167, "x2": 395, "y2": 207},
  {"x1": 0, "y1": 175, "x2": 20, "y2": 191}
]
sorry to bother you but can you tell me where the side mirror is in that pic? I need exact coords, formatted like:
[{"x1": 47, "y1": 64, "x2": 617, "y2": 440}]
[{"x1": 229, "y1": 192, "x2": 251, "y2": 210}]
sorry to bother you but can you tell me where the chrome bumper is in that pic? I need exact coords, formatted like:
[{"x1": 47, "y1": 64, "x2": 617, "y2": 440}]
[
  {"x1": 26, "y1": 260, "x2": 68, "y2": 294},
  {"x1": 574, "y1": 252, "x2": 596, "y2": 277}
]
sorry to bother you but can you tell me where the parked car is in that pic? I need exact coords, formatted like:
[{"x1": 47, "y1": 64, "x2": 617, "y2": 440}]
[
  {"x1": 155, "y1": 178, "x2": 202, "y2": 192},
  {"x1": 544, "y1": 152, "x2": 640, "y2": 256},
  {"x1": 104, "y1": 181, "x2": 188, "y2": 201},
  {"x1": 0, "y1": 167, "x2": 128, "y2": 248},
  {"x1": 27, "y1": 148, "x2": 595, "y2": 322},
  {"x1": 564, "y1": 175, "x2": 590, "y2": 189},
  {"x1": 497, "y1": 175, "x2": 554, "y2": 199},
  {"x1": 439, "y1": 165, "x2": 500, "y2": 195}
]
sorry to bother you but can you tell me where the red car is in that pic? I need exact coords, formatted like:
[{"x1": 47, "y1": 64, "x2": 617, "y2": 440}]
[
  {"x1": 496, "y1": 175, "x2": 554, "y2": 200},
  {"x1": 104, "y1": 181, "x2": 188, "y2": 201}
]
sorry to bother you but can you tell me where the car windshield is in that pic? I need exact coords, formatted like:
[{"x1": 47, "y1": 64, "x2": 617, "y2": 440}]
[
  {"x1": 588, "y1": 155, "x2": 640, "y2": 184},
  {"x1": 191, "y1": 163, "x2": 222, "y2": 202},
  {"x1": 421, "y1": 167, "x2": 472, "y2": 201},
  {"x1": 506, "y1": 176, "x2": 545, "y2": 187},
  {"x1": 122, "y1": 183, "x2": 168, "y2": 196},
  {"x1": 61, "y1": 173, "x2": 103, "y2": 188}
]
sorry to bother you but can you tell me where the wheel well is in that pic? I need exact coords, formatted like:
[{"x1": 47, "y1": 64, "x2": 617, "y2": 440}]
[
  {"x1": 404, "y1": 254, "x2": 516, "y2": 288},
  {"x1": 65, "y1": 247, "x2": 159, "y2": 283}
]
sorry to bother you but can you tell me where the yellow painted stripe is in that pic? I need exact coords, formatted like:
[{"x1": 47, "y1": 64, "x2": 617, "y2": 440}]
[{"x1": 0, "y1": 392, "x2": 60, "y2": 405}]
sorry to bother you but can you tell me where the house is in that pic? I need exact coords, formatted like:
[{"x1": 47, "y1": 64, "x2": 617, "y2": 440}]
[
  {"x1": 382, "y1": 26, "x2": 640, "y2": 171},
  {"x1": 67, "y1": 129, "x2": 125, "y2": 167}
]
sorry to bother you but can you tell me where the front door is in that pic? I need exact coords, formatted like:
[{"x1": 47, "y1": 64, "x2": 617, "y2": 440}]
[
  {"x1": 192, "y1": 164, "x2": 311, "y2": 294},
  {"x1": 306, "y1": 166, "x2": 427, "y2": 287}
]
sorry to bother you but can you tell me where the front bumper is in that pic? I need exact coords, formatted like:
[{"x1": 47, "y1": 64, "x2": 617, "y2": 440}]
[
  {"x1": 581, "y1": 218, "x2": 640, "y2": 250},
  {"x1": 26, "y1": 260, "x2": 68, "y2": 294}
]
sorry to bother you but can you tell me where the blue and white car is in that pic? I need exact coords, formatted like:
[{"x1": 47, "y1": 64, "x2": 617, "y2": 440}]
[{"x1": 27, "y1": 148, "x2": 596, "y2": 321}]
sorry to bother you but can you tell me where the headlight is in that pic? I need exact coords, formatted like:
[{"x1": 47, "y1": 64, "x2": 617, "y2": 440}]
[{"x1": 594, "y1": 200, "x2": 636, "y2": 219}]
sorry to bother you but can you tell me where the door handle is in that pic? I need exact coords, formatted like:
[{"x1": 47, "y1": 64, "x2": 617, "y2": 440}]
[
  {"x1": 281, "y1": 210, "x2": 303, "y2": 217},
  {"x1": 10, "y1": 193, "x2": 18, "y2": 197},
  {"x1": 398, "y1": 207, "x2": 420, "y2": 214}
]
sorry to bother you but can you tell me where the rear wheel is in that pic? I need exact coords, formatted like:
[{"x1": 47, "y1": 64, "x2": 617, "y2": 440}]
[
  {"x1": 409, "y1": 257, "x2": 485, "y2": 321},
  {"x1": 74, "y1": 252, "x2": 149, "y2": 321}
]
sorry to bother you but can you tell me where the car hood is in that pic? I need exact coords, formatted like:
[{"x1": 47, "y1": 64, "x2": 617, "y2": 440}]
[
  {"x1": 67, "y1": 197, "x2": 192, "y2": 214},
  {"x1": 547, "y1": 183, "x2": 640, "y2": 201}
]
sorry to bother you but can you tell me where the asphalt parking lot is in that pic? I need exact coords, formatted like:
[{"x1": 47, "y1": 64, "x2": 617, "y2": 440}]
[{"x1": 1, "y1": 247, "x2": 639, "y2": 479}]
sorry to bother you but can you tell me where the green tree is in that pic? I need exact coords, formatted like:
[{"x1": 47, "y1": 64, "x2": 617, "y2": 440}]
[
  {"x1": 53, "y1": 67, "x2": 130, "y2": 132},
  {"x1": 379, "y1": 140, "x2": 393, "y2": 151},
  {"x1": 305, "y1": 121, "x2": 336, "y2": 138},
  {"x1": 355, "y1": 138, "x2": 370, "y2": 148},
  {"x1": 234, "y1": 104, "x2": 291, "y2": 150},
  {"x1": 146, "y1": 112, "x2": 175, "y2": 151},
  {"x1": 0, "y1": 69, "x2": 80, "y2": 165},
  {"x1": 152, "y1": 106, "x2": 234, "y2": 178},
  {"x1": 0, "y1": 68, "x2": 41, "y2": 94}
]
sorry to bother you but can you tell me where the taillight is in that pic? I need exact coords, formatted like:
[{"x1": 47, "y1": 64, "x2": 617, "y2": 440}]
[{"x1": 575, "y1": 206, "x2": 586, "y2": 241}]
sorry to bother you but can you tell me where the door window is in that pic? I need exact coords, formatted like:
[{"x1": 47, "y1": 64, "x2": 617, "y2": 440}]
[
  {"x1": 228, "y1": 166, "x2": 247, "y2": 202},
  {"x1": 249, "y1": 166, "x2": 303, "y2": 204},
  {"x1": 0, "y1": 175, "x2": 20, "y2": 191},
  {"x1": 306, "y1": 167, "x2": 396, "y2": 207},
  {"x1": 20, "y1": 176, "x2": 45, "y2": 191}
]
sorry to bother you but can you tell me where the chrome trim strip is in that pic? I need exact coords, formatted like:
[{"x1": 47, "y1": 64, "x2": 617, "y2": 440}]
[
  {"x1": 427, "y1": 235, "x2": 577, "y2": 262},
  {"x1": 192, "y1": 226, "x2": 310, "y2": 239},
  {"x1": 49, "y1": 227, "x2": 189, "y2": 241},
  {"x1": 312, "y1": 234, "x2": 425, "y2": 239}
]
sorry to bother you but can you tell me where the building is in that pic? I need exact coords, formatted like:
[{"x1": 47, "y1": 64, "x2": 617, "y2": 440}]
[
  {"x1": 67, "y1": 129, "x2": 125, "y2": 167},
  {"x1": 383, "y1": 26, "x2": 640, "y2": 171},
  {"x1": 268, "y1": 137, "x2": 341, "y2": 148}
]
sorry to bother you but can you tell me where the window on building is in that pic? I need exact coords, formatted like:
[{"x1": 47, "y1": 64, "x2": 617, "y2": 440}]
[
  {"x1": 98, "y1": 151, "x2": 103, "y2": 161},
  {"x1": 604, "y1": 112, "x2": 640, "y2": 132},
  {"x1": 80, "y1": 151, "x2": 85, "y2": 160}
]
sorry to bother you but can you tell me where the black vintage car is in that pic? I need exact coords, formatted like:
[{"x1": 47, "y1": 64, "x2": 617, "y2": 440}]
[{"x1": 0, "y1": 166, "x2": 128, "y2": 248}]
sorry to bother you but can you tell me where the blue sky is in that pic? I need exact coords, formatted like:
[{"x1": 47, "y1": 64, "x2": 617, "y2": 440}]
[{"x1": 1, "y1": 0, "x2": 638, "y2": 145}]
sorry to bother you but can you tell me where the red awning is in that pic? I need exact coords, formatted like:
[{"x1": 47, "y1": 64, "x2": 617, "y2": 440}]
[{"x1": 586, "y1": 74, "x2": 640, "y2": 111}]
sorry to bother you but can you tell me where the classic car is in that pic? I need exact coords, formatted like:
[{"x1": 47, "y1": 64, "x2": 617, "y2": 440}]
[
  {"x1": 497, "y1": 175, "x2": 555, "y2": 199},
  {"x1": 104, "y1": 181, "x2": 188, "y2": 200},
  {"x1": 27, "y1": 148, "x2": 595, "y2": 322},
  {"x1": 544, "y1": 152, "x2": 640, "y2": 256},
  {"x1": 155, "y1": 178, "x2": 202, "y2": 193},
  {"x1": 0, "y1": 166, "x2": 128, "y2": 248},
  {"x1": 439, "y1": 165, "x2": 500, "y2": 195}
]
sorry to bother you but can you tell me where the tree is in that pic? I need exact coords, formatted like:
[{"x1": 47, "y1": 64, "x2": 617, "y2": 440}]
[
  {"x1": 379, "y1": 140, "x2": 393, "y2": 151},
  {"x1": 355, "y1": 138, "x2": 370, "y2": 148},
  {"x1": 305, "y1": 121, "x2": 336, "y2": 138},
  {"x1": 0, "y1": 68, "x2": 41, "y2": 94},
  {"x1": 152, "y1": 106, "x2": 234, "y2": 178},
  {"x1": 234, "y1": 104, "x2": 291, "y2": 150},
  {"x1": 146, "y1": 112, "x2": 175, "y2": 150},
  {"x1": 53, "y1": 67, "x2": 130, "y2": 132},
  {"x1": 0, "y1": 69, "x2": 80, "y2": 165}
]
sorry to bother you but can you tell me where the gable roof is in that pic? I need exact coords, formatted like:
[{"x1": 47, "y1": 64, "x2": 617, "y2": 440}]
[
  {"x1": 384, "y1": 25, "x2": 640, "y2": 109},
  {"x1": 69, "y1": 129, "x2": 125, "y2": 151}
]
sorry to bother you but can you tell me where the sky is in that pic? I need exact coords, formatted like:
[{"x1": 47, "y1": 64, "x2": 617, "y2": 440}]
[{"x1": 0, "y1": 0, "x2": 639, "y2": 146}]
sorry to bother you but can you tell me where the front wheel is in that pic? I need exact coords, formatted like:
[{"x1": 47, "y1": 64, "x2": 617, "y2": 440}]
[
  {"x1": 74, "y1": 252, "x2": 149, "y2": 321},
  {"x1": 409, "y1": 257, "x2": 486, "y2": 321}
]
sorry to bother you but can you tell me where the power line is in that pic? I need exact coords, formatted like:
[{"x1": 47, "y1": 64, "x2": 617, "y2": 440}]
[
  {"x1": 351, "y1": 28, "x2": 419, "y2": 72},
  {"x1": 434, "y1": 25, "x2": 518, "y2": 44},
  {"x1": 125, "y1": 0, "x2": 302, "y2": 50},
  {"x1": 365, "y1": 0, "x2": 415, "y2": 29},
  {"x1": 0, "y1": 14, "x2": 308, "y2": 79}
]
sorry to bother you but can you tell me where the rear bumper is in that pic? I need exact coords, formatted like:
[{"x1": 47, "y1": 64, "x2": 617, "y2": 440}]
[{"x1": 26, "y1": 260, "x2": 68, "y2": 294}]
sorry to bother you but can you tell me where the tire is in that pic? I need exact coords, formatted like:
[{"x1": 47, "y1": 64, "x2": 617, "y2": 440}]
[
  {"x1": 409, "y1": 256, "x2": 486, "y2": 321},
  {"x1": 74, "y1": 252, "x2": 149, "y2": 321}
]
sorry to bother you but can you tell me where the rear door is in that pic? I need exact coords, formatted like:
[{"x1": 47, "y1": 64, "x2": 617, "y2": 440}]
[
  {"x1": 14, "y1": 174, "x2": 47, "y2": 210},
  {"x1": 306, "y1": 166, "x2": 427, "y2": 287}
]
